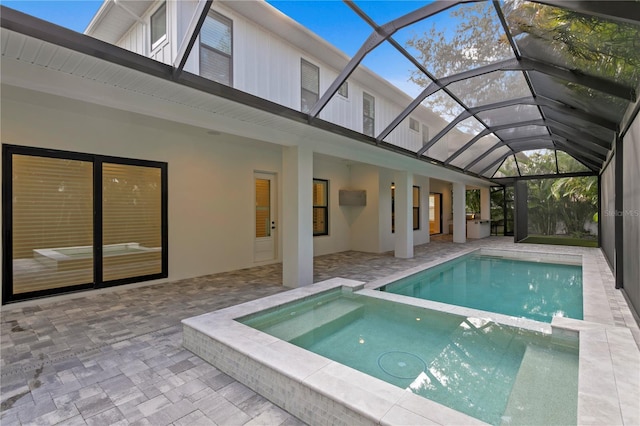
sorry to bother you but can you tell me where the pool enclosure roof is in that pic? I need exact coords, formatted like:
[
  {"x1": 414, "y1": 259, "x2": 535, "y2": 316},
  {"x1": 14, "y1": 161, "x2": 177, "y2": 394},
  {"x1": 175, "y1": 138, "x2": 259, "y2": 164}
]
[
  {"x1": 300, "y1": 0, "x2": 639, "y2": 180},
  {"x1": 2, "y1": 0, "x2": 640, "y2": 183}
]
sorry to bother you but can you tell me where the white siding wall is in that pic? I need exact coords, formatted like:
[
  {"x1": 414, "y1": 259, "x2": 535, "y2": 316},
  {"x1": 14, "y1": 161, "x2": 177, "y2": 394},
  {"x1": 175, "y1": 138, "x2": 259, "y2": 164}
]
[
  {"x1": 104, "y1": 2, "x2": 466, "y2": 160},
  {"x1": 116, "y1": 0, "x2": 173, "y2": 65},
  {"x1": 176, "y1": 3, "x2": 444, "y2": 149}
]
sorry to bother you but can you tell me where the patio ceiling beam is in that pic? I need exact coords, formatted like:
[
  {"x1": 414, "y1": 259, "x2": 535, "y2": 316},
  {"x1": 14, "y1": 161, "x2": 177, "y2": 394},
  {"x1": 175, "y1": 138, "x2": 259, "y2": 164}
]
[
  {"x1": 519, "y1": 57, "x2": 637, "y2": 102},
  {"x1": 173, "y1": 0, "x2": 214, "y2": 78},
  {"x1": 308, "y1": 0, "x2": 468, "y2": 118},
  {"x1": 530, "y1": 1, "x2": 640, "y2": 25}
]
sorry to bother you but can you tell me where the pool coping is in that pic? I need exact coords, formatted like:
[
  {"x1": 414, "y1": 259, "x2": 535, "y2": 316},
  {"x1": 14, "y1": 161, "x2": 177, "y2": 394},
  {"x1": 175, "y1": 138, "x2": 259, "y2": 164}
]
[{"x1": 183, "y1": 268, "x2": 640, "y2": 425}]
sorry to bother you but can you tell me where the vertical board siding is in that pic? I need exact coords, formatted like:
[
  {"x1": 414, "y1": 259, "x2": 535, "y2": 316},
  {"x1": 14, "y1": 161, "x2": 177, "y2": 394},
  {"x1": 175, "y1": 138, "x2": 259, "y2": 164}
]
[{"x1": 110, "y1": 1, "x2": 451, "y2": 154}]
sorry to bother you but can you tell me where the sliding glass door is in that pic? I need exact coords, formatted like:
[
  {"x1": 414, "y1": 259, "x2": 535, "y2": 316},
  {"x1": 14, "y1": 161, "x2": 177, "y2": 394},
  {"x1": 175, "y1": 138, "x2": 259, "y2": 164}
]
[{"x1": 3, "y1": 145, "x2": 168, "y2": 303}]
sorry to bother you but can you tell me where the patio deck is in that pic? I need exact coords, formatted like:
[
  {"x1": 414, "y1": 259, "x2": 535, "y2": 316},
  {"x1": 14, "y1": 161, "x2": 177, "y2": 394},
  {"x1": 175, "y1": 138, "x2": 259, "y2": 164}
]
[{"x1": 1, "y1": 237, "x2": 638, "y2": 425}]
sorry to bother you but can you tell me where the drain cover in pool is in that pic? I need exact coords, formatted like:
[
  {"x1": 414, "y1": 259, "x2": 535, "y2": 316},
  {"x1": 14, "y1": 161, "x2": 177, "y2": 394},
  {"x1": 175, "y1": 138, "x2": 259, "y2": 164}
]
[{"x1": 377, "y1": 351, "x2": 426, "y2": 379}]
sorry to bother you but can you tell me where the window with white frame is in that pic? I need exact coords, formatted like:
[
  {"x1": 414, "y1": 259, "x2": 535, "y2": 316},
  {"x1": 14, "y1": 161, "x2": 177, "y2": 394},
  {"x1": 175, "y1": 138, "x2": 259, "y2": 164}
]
[
  {"x1": 409, "y1": 118, "x2": 420, "y2": 132},
  {"x1": 363, "y1": 92, "x2": 375, "y2": 137},
  {"x1": 338, "y1": 81, "x2": 348, "y2": 98},
  {"x1": 301, "y1": 59, "x2": 320, "y2": 113},
  {"x1": 200, "y1": 11, "x2": 233, "y2": 86},
  {"x1": 150, "y1": 2, "x2": 167, "y2": 50}
]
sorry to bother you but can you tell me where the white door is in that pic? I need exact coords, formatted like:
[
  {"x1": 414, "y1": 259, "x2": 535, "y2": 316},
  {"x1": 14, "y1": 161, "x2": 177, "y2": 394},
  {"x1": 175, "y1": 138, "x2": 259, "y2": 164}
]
[{"x1": 254, "y1": 172, "x2": 277, "y2": 262}]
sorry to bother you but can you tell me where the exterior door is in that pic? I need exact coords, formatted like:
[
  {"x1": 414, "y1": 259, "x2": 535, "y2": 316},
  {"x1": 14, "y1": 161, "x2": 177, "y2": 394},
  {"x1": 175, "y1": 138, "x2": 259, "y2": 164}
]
[{"x1": 254, "y1": 172, "x2": 277, "y2": 262}]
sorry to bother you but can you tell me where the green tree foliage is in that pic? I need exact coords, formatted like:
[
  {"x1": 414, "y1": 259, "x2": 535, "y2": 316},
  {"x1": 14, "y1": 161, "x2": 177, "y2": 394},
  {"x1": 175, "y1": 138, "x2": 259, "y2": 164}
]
[{"x1": 516, "y1": 151, "x2": 597, "y2": 237}]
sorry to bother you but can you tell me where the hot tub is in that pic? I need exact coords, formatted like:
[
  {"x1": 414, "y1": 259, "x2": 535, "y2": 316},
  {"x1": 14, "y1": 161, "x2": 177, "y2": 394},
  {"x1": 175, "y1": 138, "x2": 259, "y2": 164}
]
[{"x1": 33, "y1": 242, "x2": 160, "y2": 270}]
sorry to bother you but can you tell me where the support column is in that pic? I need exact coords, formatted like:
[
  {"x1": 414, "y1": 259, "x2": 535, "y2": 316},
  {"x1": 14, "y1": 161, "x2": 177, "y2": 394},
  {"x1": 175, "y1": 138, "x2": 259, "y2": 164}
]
[
  {"x1": 394, "y1": 171, "x2": 413, "y2": 258},
  {"x1": 282, "y1": 145, "x2": 313, "y2": 288},
  {"x1": 452, "y1": 182, "x2": 466, "y2": 243},
  {"x1": 514, "y1": 180, "x2": 529, "y2": 243},
  {"x1": 480, "y1": 187, "x2": 491, "y2": 220}
]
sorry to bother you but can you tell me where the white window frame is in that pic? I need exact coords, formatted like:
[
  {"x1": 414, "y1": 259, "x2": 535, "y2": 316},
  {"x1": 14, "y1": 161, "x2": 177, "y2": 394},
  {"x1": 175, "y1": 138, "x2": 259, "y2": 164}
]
[
  {"x1": 150, "y1": 2, "x2": 167, "y2": 52},
  {"x1": 409, "y1": 118, "x2": 420, "y2": 132}
]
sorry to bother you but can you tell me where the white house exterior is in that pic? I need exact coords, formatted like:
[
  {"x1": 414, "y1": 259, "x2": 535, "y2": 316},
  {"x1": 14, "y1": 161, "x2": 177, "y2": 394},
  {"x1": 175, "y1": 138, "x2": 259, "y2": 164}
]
[{"x1": 1, "y1": 0, "x2": 493, "y2": 302}]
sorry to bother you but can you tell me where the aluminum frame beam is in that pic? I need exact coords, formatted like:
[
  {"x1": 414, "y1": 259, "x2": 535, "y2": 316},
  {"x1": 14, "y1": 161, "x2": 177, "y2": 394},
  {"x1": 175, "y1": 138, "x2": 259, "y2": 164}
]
[
  {"x1": 530, "y1": 0, "x2": 640, "y2": 25},
  {"x1": 173, "y1": 0, "x2": 214, "y2": 77},
  {"x1": 308, "y1": 0, "x2": 472, "y2": 118},
  {"x1": 519, "y1": 57, "x2": 636, "y2": 101}
]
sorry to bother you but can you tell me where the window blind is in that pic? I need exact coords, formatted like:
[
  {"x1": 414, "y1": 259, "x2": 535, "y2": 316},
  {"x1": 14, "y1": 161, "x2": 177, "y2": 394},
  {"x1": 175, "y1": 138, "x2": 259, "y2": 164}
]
[
  {"x1": 255, "y1": 178, "x2": 271, "y2": 238},
  {"x1": 102, "y1": 163, "x2": 162, "y2": 282},
  {"x1": 12, "y1": 154, "x2": 94, "y2": 294},
  {"x1": 201, "y1": 13, "x2": 231, "y2": 54}
]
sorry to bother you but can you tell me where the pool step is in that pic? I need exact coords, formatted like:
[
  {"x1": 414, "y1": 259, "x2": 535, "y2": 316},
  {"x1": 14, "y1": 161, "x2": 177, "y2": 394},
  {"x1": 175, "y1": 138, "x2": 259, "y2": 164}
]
[
  {"x1": 263, "y1": 298, "x2": 364, "y2": 343},
  {"x1": 500, "y1": 344, "x2": 578, "y2": 425}
]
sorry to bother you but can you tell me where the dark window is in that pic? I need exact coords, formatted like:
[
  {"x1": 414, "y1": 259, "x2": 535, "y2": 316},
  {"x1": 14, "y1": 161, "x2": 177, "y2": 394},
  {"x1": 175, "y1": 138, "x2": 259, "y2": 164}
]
[
  {"x1": 2, "y1": 145, "x2": 168, "y2": 304},
  {"x1": 409, "y1": 118, "x2": 420, "y2": 132},
  {"x1": 150, "y1": 2, "x2": 167, "y2": 49},
  {"x1": 313, "y1": 179, "x2": 328, "y2": 236},
  {"x1": 363, "y1": 92, "x2": 375, "y2": 137},
  {"x1": 422, "y1": 124, "x2": 430, "y2": 146},
  {"x1": 200, "y1": 11, "x2": 233, "y2": 86},
  {"x1": 338, "y1": 81, "x2": 348, "y2": 98},
  {"x1": 301, "y1": 59, "x2": 320, "y2": 113},
  {"x1": 413, "y1": 186, "x2": 420, "y2": 230}
]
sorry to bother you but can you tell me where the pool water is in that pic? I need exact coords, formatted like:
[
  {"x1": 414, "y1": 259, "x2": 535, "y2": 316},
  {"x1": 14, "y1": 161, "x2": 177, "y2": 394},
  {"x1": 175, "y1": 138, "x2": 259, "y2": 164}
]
[
  {"x1": 240, "y1": 291, "x2": 579, "y2": 425},
  {"x1": 380, "y1": 253, "x2": 583, "y2": 322}
]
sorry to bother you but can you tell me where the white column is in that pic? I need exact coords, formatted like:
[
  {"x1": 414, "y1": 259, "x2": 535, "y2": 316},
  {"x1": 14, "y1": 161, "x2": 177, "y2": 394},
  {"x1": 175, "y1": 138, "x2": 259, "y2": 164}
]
[
  {"x1": 452, "y1": 182, "x2": 466, "y2": 243},
  {"x1": 480, "y1": 187, "x2": 491, "y2": 220},
  {"x1": 394, "y1": 171, "x2": 414, "y2": 258},
  {"x1": 282, "y1": 145, "x2": 314, "y2": 288}
]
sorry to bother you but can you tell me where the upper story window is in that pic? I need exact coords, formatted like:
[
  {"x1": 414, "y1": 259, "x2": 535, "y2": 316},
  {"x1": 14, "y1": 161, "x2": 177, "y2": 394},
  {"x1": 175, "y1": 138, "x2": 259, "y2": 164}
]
[
  {"x1": 200, "y1": 11, "x2": 233, "y2": 86},
  {"x1": 409, "y1": 118, "x2": 420, "y2": 132},
  {"x1": 301, "y1": 59, "x2": 319, "y2": 113},
  {"x1": 363, "y1": 92, "x2": 375, "y2": 137},
  {"x1": 338, "y1": 81, "x2": 348, "y2": 98},
  {"x1": 150, "y1": 2, "x2": 167, "y2": 50}
]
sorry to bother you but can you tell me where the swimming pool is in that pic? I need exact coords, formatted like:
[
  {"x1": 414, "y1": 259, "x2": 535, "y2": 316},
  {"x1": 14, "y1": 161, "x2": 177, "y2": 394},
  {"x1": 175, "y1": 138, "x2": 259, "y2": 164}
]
[
  {"x1": 378, "y1": 251, "x2": 583, "y2": 322},
  {"x1": 239, "y1": 288, "x2": 578, "y2": 425}
]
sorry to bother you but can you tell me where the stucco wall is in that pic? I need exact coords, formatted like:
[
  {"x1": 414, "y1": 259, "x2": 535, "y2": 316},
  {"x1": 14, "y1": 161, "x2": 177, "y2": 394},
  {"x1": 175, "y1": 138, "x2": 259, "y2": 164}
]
[{"x1": 312, "y1": 156, "x2": 351, "y2": 256}]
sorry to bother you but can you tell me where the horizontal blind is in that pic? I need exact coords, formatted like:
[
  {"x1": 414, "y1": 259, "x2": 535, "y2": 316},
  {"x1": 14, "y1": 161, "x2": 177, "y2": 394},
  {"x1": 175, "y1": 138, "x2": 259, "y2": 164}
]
[
  {"x1": 12, "y1": 154, "x2": 93, "y2": 294},
  {"x1": 301, "y1": 59, "x2": 319, "y2": 94},
  {"x1": 102, "y1": 163, "x2": 162, "y2": 282},
  {"x1": 201, "y1": 12, "x2": 231, "y2": 54},
  {"x1": 200, "y1": 48, "x2": 231, "y2": 85},
  {"x1": 255, "y1": 178, "x2": 270, "y2": 238}
]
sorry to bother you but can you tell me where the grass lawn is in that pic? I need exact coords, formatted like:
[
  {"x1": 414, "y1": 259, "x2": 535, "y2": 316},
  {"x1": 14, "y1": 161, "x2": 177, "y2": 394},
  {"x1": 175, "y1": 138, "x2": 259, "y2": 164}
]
[{"x1": 520, "y1": 235, "x2": 598, "y2": 248}]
